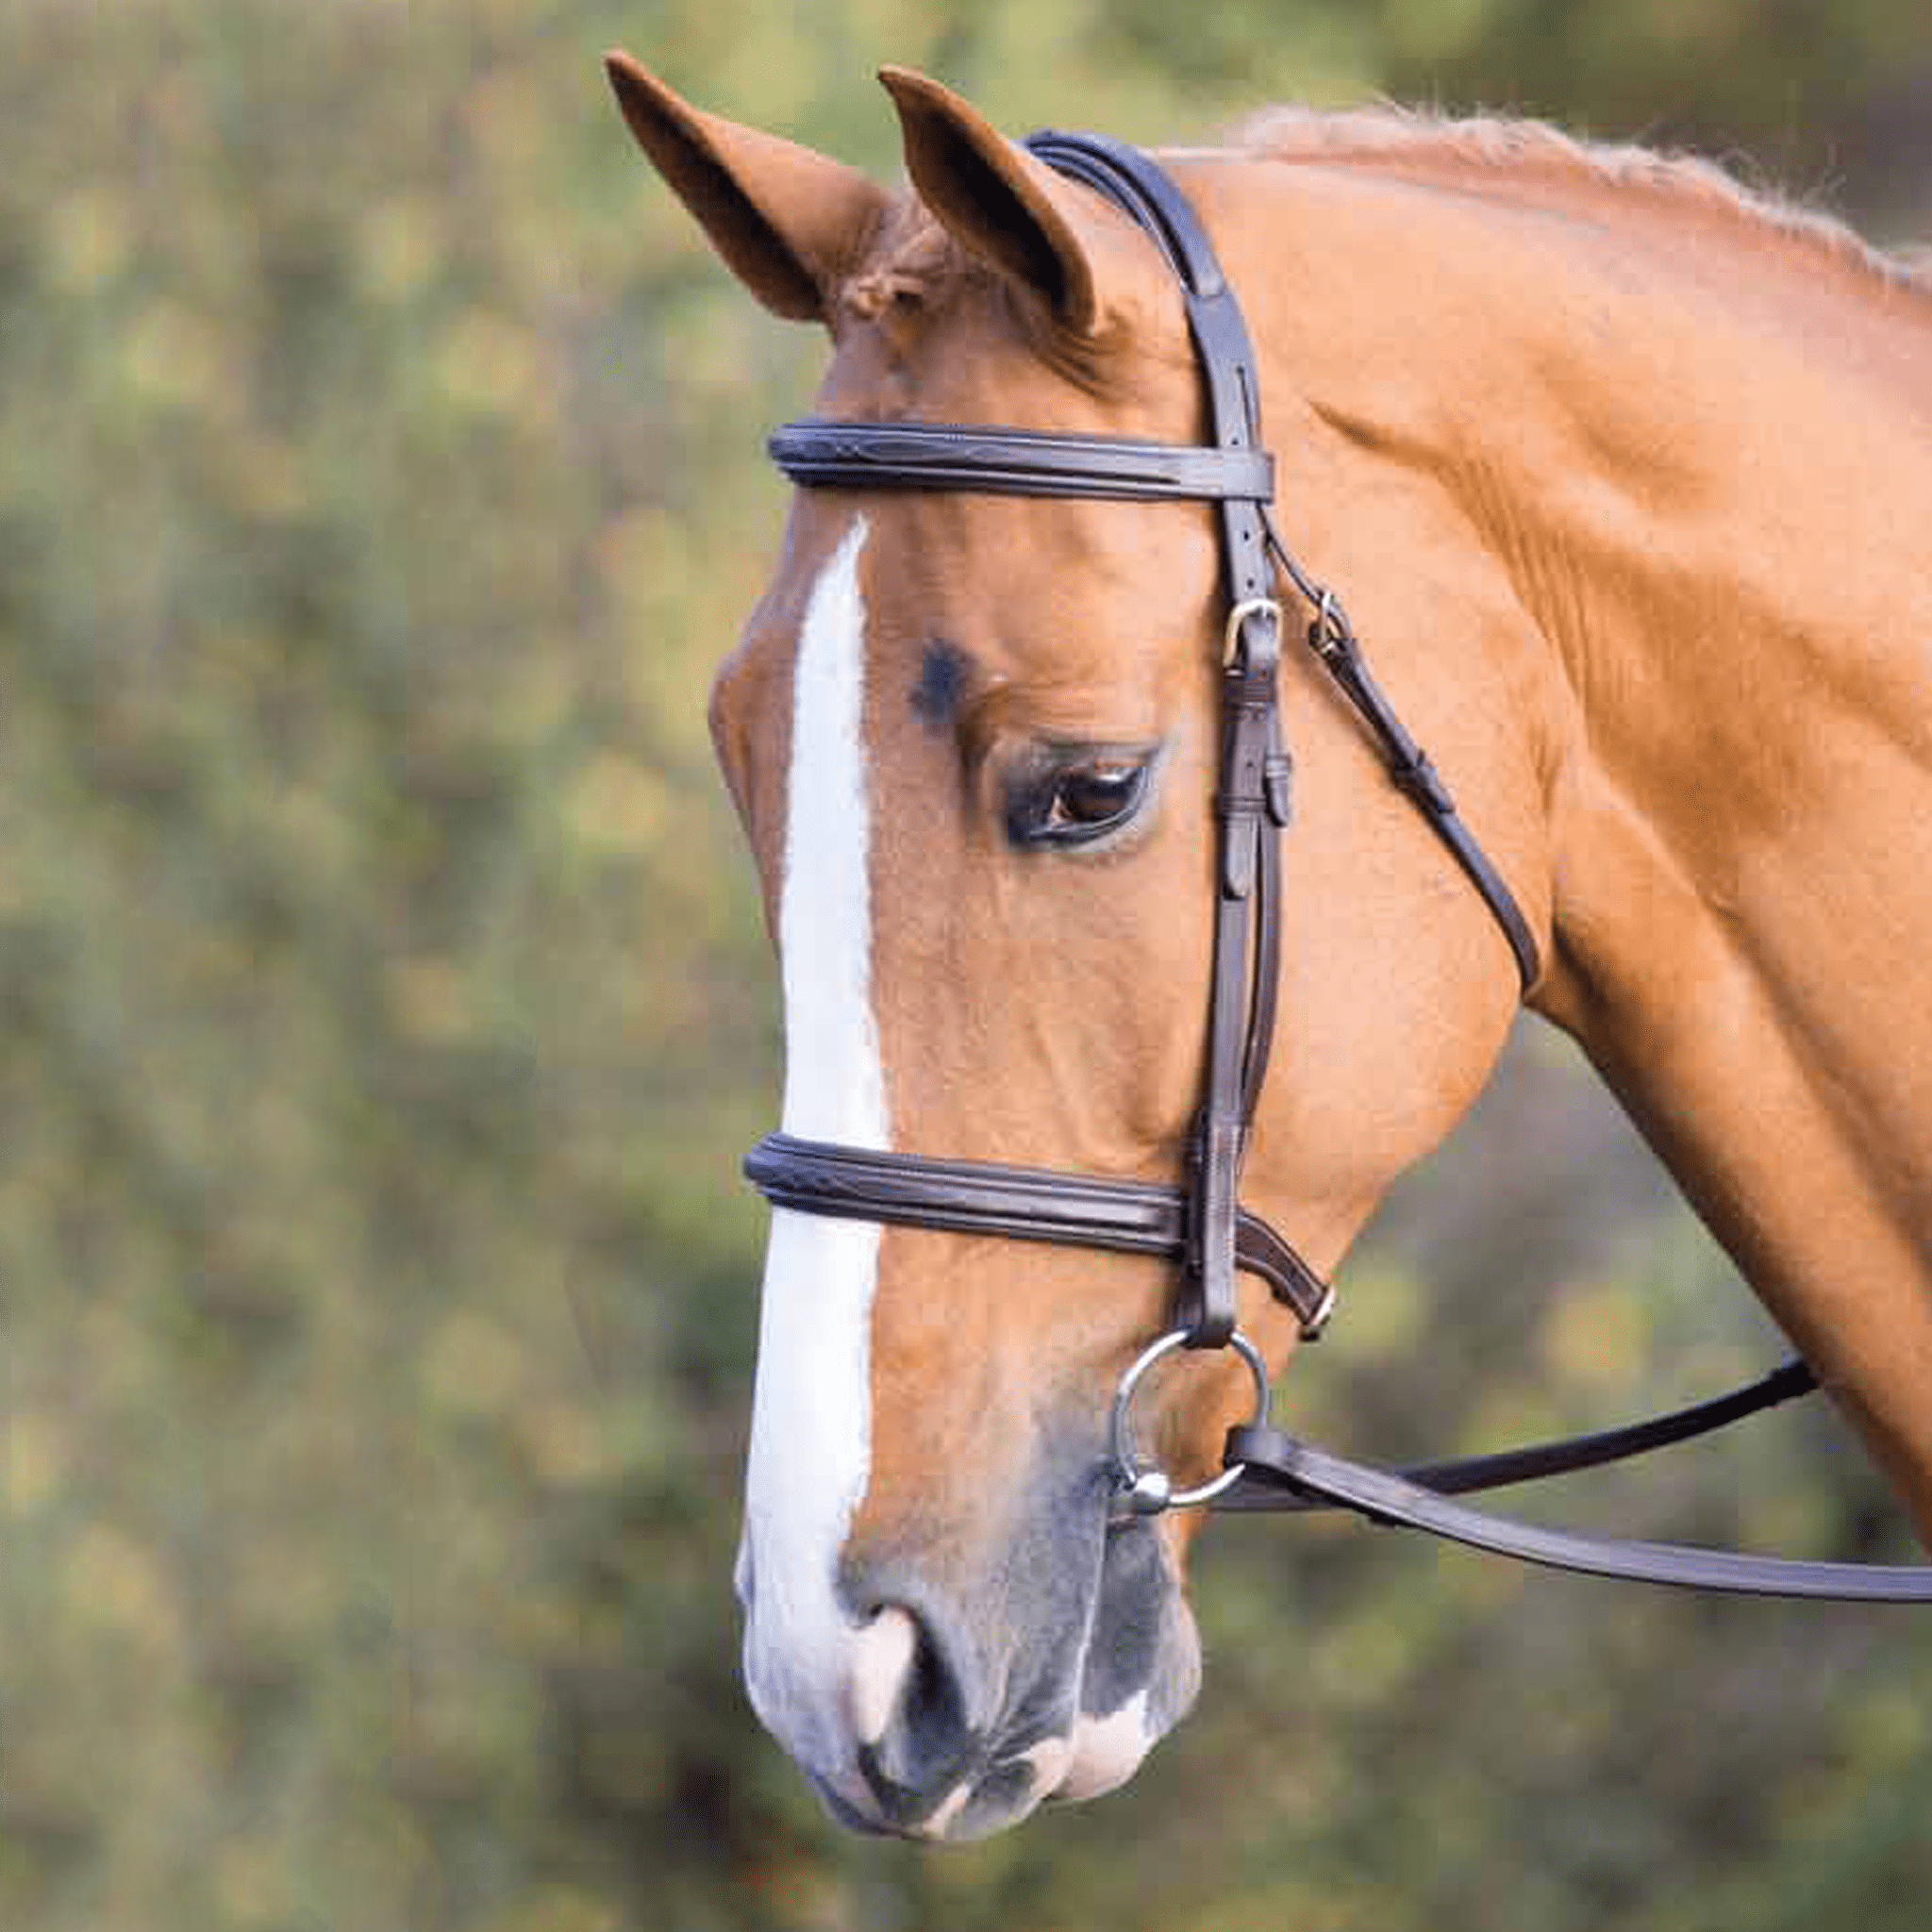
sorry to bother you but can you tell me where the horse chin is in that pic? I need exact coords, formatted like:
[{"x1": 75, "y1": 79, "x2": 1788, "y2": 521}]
[
  {"x1": 908, "y1": 1639, "x2": 1201, "y2": 1841},
  {"x1": 826, "y1": 1694, "x2": 1188, "y2": 1843},
  {"x1": 1052, "y1": 1538, "x2": 1203, "y2": 1804},
  {"x1": 928, "y1": 1525, "x2": 1205, "y2": 1841},
  {"x1": 1055, "y1": 1689, "x2": 1169, "y2": 1801}
]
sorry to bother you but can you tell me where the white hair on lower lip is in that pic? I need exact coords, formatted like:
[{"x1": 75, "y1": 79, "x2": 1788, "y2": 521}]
[
  {"x1": 1059, "y1": 1690, "x2": 1155, "y2": 1801},
  {"x1": 739, "y1": 516, "x2": 889, "y2": 1772}
]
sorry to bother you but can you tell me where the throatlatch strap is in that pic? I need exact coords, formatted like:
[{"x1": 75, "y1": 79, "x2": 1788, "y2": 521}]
[{"x1": 1265, "y1": 507, "x2": 1541, "y2": 998}]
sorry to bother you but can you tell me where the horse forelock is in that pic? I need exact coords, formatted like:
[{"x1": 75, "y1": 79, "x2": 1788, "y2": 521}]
[
  {"x1": 840, "y1": 195, "x2": 960, "y2": 320},
  {"x1": 835, "y1": 189, "x2": 1174, "y2": 398}
]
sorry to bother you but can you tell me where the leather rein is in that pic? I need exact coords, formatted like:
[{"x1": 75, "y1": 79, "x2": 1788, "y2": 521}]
[{"x1": 743, "y1": 129, "x2": 1932, "y2": 1601}]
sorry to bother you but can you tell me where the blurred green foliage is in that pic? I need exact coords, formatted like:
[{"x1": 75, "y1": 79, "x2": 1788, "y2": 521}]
[{"x1": 1, "y1": 4, "x2": 1927, "y2": 1929}]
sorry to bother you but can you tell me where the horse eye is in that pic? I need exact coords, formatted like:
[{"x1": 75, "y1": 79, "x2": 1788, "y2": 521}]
[
  {"x1": 1008, "y1": 755, "x2": 1153, "y2": 848},
  {"x1": 1055, "y1": 764, "x2": 1142, "y2": 824}
]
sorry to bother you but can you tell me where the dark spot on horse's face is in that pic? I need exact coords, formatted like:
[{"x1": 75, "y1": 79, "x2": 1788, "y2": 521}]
[{"x1": 911, "y1": 639, "x2": 972, "y2": 733}]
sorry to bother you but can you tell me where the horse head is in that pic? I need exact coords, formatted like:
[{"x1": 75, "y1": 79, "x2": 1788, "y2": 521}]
[{"x1": 607, "y1": 53, "x2": 1565, "y2": 1838}]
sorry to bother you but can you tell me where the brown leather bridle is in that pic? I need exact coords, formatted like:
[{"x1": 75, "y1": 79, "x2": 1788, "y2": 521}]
[{"x1": 741, "y1": 129, "x2": 1932, "y2": 1600}]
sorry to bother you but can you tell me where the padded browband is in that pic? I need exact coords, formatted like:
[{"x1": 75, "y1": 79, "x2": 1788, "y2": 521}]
[
  {"x1": 770, "y1": 419, "x2": 1274, "y2": 503},
  {"x1": 744, "y1": 1132, "x2": 1333, "y2": 1336}
]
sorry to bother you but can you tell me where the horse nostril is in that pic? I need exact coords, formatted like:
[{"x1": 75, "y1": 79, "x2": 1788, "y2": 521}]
[
  {"x1": 847, "y1": 1602, "x2": 974, "y2": 1806},
  {"x1": 846, "y1": 1605, "x2": 918, "y2": 1745}
]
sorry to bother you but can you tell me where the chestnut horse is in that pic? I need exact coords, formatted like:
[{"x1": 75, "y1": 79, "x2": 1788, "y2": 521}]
[{"x1": 607, "y1": 54, "x2": 1932, "y2": 1840}]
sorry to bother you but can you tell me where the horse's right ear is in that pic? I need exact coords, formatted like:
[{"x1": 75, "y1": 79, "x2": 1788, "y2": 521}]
[{"x1": 604, "y1": 53, "x2": 889, "y2": 324}]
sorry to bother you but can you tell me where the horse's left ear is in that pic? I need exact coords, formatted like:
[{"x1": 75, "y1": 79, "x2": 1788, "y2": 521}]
[{"x1": 878, "y1": 68, "x2": 1140, "y2": 337}]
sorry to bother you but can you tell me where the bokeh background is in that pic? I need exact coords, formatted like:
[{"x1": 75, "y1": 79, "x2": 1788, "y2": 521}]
[{"x1": 4, "y1": 3, "x2": 1930, "y2": 1928}]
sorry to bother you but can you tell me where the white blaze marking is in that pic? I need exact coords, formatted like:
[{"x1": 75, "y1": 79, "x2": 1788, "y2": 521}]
[{"x1": 741, "y1": 518, "x2": 889, "y2": 1773}]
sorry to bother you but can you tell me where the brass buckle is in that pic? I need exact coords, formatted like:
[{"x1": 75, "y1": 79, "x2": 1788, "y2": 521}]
[{"x1": 1222, "y1": 595, "x2": 1282, "y2": 670}]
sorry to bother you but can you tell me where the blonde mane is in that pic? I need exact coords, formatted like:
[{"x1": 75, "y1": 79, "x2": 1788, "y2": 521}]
[{"x1": 1233, "y1": 103, "x2": 1931, "y2": 299}]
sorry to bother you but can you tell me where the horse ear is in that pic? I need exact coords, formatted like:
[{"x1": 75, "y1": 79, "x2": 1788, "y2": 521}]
[
  {"x1": 878, "y1": 67, "x2": 1125, "y2": 336},
  {"x1": 604, "y1": 53, "x2": 890, "y2": 324}
]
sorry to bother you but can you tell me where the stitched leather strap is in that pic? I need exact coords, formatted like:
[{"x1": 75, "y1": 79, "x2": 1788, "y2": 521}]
[
  {"x1": 1224, "y1": 1405, "x2": 1932, "y2": 1600},
  {"x1": 1037, "y1": 130, "x2": 1280, "y2": 1350},
  {"x1": 1266, "y1": 510, "x2": 1541, "y2": 996},
  {"x1": 1217, "y1": 1356, "x2": 1819, "y2": 1511},
  {"x1": 744, "y1": 1132, "x2": 1336, "y2": 1338},
  {"x1": 769, "y1": 419, "x2": 1274, "y2": 502}
]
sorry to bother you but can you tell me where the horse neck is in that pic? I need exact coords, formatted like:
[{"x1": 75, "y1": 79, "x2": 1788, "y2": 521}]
[{"x1": 1208, "y1": 148, "x2": 1932, "y2": 1530}]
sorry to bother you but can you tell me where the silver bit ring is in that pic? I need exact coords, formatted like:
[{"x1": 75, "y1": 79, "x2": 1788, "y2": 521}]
[{"x1": 1109, "y1": 1326, "x2": 1272, "y2": 1516}]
